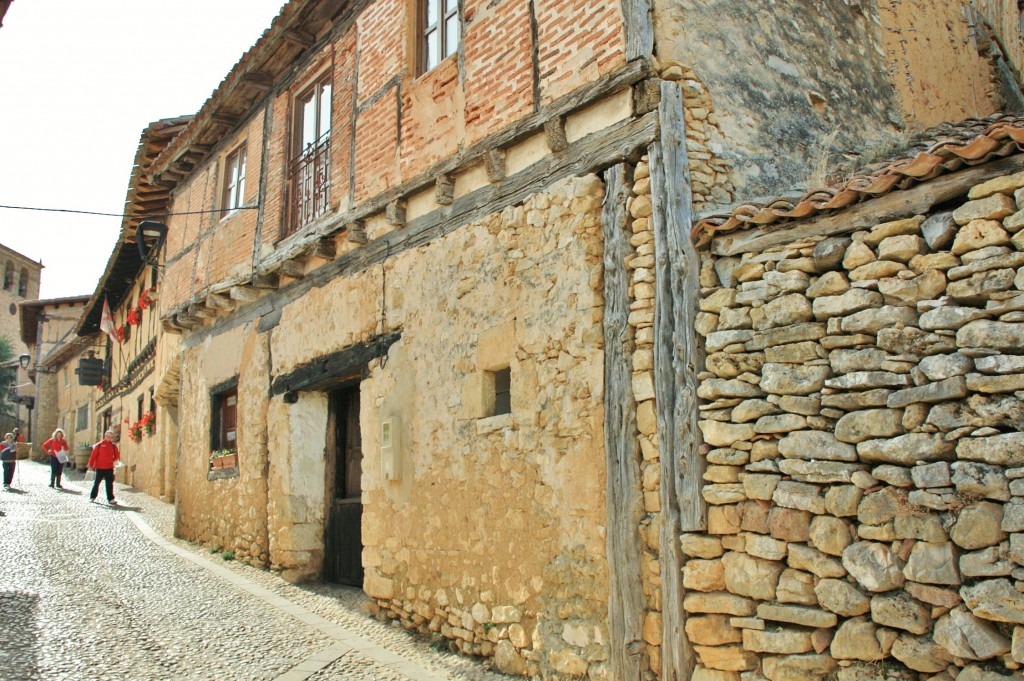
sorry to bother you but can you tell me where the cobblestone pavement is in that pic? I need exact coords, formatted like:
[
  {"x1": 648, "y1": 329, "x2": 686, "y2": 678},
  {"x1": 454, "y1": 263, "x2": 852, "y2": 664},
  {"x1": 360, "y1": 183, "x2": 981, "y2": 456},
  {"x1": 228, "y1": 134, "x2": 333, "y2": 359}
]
[{"x1": 0, "y1": 460, "x2": 511, "y2": 681}]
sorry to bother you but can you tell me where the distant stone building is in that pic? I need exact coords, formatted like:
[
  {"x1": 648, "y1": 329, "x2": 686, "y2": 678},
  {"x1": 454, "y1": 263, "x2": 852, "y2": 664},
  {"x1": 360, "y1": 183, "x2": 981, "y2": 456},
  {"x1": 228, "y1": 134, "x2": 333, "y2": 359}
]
[
  {"x1": 69, "y1": 0, "x2": 1024, "y2": 678},
  {"x1": 0, "y1": 242, "x2": 41, "y2": 434}
]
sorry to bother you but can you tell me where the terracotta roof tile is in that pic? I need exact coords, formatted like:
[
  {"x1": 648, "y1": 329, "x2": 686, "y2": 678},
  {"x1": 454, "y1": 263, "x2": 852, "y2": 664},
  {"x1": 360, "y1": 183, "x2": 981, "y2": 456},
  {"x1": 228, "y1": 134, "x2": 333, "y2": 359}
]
[{"x1": 694, "y1": 113, "x2": 1024, "y2": 240}]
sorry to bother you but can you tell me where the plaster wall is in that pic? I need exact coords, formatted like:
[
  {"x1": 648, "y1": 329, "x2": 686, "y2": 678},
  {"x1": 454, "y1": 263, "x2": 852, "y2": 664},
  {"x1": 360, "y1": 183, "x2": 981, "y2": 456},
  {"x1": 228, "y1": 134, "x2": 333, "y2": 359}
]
[{"x1": 653, "y1": 0, "x2": 1003, "y2": 208}]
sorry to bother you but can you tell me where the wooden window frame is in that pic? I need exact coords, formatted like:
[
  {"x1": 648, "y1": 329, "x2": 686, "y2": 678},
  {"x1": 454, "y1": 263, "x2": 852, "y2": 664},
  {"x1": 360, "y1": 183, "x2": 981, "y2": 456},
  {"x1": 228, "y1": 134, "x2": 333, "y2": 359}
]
[
  {"x1": 420, "y1": 0, "x2": 460, "y2": 74},
  {"x1": 220, "y1": 144, "x2": 247, "y2": 216},
  {"x1": 211, "y1": 384, "x2": 238, "y2": 453},
  {"x1": 285, "y1": 72, "x2": 333, "y2": 238}
]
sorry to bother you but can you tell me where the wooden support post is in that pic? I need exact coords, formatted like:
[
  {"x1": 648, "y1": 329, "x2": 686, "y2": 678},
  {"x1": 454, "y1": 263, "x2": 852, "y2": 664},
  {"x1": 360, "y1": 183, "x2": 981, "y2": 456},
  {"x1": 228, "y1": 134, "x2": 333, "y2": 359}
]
[
  {"x1": 543, "y1": 117, "x2": 568, "y2": 153},
  {"x1": 161, "y1": 318, "x2": 183, "y2": 334},
  {"x1": 435, "y1": 174, "x2": 455, "y2": 206},
  {"x1": 251, "y1": 272, "x2": 281, "y2": 289},
  {"x1": 229, "y1": 285, "x2": 262, "y2": 302},
  {"x1": 602, "y1": 163, "x2": 646, "y2": 681},
  {"x1": 175, "y1": 311, "x2": 199, "y2": 328},
  {"x1": 485, "y1": 149, "x2": 506, "y2": 183},
  {"x1": 386, "y1": 199, "x2": 407, "y2": 226},
  {"x1": 650, "y1": 80, "x2": 704, "y2": 681},
  {"x1": 347, "y1": 221, "x2": 368, "y2": 244}
]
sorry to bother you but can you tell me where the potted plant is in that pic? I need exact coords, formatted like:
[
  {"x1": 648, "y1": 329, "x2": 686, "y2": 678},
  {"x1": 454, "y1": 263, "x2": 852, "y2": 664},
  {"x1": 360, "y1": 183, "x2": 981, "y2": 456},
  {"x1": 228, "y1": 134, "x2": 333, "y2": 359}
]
[{"x1": 209, "y1": 449, "x2": 238, "y2": 470}]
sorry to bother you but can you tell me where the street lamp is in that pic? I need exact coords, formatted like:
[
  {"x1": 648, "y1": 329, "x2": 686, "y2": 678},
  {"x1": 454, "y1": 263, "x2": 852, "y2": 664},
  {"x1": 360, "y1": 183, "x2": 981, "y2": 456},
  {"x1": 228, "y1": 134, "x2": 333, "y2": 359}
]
[
  {"x1": 18, "y1": 354, "x2": 29, "y2": 369},
  {"x1": 136, "y1": 221, "x2": 167, "y2": 264}
]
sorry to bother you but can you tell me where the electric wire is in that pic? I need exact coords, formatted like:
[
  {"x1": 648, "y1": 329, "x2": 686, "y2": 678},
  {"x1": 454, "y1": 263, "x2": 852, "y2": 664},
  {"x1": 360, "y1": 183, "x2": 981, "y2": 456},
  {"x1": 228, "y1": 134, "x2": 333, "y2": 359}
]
[{"x1": 0, "y1": 204, "x2": 258, "y2": 219}]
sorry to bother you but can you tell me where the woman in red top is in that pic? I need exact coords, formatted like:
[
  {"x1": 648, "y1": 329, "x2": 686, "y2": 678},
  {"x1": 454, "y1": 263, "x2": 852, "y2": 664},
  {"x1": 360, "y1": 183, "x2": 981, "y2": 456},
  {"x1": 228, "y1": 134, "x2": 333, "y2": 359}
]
[
  {"x1": 42, "y1": 428, "x2": 70, "y2": 489},
  {"x1": 88, "y1": 430, "x2": 120, "y2": 505}
]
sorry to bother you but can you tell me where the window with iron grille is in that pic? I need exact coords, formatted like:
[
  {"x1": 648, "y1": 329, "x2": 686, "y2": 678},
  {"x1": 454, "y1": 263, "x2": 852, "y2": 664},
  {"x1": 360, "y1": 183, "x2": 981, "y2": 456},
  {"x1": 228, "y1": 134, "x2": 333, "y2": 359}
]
[
  {"x1": 422, "y1": 0, "x2": 459, "y2": 73},
  {"x1": 286, "y1": 75, "x2": 332, "y2": 237},
  {"x1": 76, "y1": 405, "x2": 89, "y2": 432},
  {"x1": 221, "y1": 145, "x2": 247, "y2": 214}
]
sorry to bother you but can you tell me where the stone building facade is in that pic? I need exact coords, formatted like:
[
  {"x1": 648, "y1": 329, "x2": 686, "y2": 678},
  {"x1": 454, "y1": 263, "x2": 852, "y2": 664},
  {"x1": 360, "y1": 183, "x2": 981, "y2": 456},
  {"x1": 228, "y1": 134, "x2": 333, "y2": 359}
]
[
  {"x1": 0, "y1": 243, "x2": 41, "y2": 434},
  {"x1": 66, "y1": 0, "x2": 1024, "y2": 679}
]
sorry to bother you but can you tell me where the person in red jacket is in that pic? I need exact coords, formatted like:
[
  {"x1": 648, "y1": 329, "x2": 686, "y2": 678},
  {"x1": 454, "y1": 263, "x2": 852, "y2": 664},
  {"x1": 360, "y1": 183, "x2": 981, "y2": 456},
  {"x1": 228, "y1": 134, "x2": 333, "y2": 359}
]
[
  {"x1": 88, "y1": 430, "x2": 120, "y2": 505},
  {"x1": 42, "y1": 428, "x2": 70, "y2": 489}
]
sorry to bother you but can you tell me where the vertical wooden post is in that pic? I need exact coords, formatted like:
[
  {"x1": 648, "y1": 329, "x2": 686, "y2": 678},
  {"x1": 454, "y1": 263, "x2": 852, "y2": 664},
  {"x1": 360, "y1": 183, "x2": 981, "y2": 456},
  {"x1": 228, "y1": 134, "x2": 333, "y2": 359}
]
[
  {"x1": 622, "y1": 0, "x2": 654, "y2": 61},
  {"x1": 602, "y1": 164, "x2": 646, "y2": 681},
  {"x1": 650, "y1": 80, "x2": 706, "y2": 681}
]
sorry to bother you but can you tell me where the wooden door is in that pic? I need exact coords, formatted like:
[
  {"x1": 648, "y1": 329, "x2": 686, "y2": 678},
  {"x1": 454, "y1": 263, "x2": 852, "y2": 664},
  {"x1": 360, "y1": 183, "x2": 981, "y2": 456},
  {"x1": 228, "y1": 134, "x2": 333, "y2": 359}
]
[{"x1": 324, "y1": 385, "x2": 363, "y2": 586}]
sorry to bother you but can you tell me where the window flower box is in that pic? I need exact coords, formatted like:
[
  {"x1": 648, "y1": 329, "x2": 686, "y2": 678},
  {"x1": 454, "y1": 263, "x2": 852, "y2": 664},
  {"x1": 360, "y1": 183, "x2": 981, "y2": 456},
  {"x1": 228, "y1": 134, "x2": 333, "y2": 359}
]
[{"x1": 210, "y1": 449, "x2": 237, "y2": 470}]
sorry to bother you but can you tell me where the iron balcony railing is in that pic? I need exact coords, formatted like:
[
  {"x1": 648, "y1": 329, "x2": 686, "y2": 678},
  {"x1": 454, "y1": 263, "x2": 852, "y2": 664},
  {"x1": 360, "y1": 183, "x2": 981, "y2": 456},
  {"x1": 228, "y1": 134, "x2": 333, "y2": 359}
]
[{"x1": 287, "y1": 132, "x2": 331, "y2": 236}]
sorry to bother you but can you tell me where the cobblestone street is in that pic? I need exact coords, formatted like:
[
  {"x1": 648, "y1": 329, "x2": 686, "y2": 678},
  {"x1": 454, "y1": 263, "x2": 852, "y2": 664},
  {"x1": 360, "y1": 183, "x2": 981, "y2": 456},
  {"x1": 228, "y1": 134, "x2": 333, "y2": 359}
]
[{"x1": 0, "y1": 460, "x2": 510, "y2": 681}]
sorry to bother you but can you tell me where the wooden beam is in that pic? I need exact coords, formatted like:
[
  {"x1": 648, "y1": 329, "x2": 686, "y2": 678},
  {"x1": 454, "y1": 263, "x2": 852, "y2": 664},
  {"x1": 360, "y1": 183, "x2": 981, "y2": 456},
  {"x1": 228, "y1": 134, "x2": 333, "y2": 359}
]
[
  {"x1": 278, "y1": 257, "x2": 307, "y2": 279},
  {"x1": 271, "y1": 331, "x2": 401, "y2": 395},
  {"x1": 711, "y1": 153, "x2": 1024, "y2": 256},
  {"x1": 622, "y1": 0, "x2": 654, "y2": 61},
  {"x1": 161, "y1": 318, "x2": 183, "y2": 334},
  {"x1": 347, "y1": 222, "x2": 368, "y2": 244},
  {"x1": 633, "y1": 79, "x2": 661, "y2": 116},
  {"x1": 229, "y1": 285, "x2": 262, "y2": 302},
  {"x1": 175, "y1": 311, "x2": 200, "y2": 328},
  {"x1": 435, "y1": 174, "x2": 455, "y2": 206},
  {"x1": 484, "y1": 149, "x2": 506, "y2": 183},
  {"x1": 251, "y1": 273, "x2": 281, "y2": 289},
  {"x1": 210, "y1": 112, "x2": 238, "y2": 127},
  {"x1": 241, "y1": 72, "x2": 275, "y2": 91},
  {"x1": 602, "y1": 163, "x2": 646, "y2": 681},
  {"x1": 206, "y1": 293, "x2": 235, "y2": 312},
  {"x1": 651, "y1": 81, "x2": 702, "y2": 681},
  {"x1": 544, "y1": 117, "x2": 568, "y2": 153},
  {"x1": 310, "y1": 236, "x2": 337, "y2": 261},
  {"x1": 386, "y1": 199, "x2": 407, "y2": 226},
  {"x1": 282, "y1": 28, "x2": 315, "y2": 47},
  {"x1": 188, "y1": 302, "x2": 217, "y2": 320}
]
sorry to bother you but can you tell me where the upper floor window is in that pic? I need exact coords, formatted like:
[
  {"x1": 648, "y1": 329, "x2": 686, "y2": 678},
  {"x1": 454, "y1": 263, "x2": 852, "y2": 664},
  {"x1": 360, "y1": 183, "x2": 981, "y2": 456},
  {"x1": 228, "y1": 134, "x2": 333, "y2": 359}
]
[
  {"x1": 422, "y1": 0, "x2": 459, "y2": 73},
  {"x1": 17, "y1": 268, "x2": 28, "y2": 297},
  {"x1": 287, "y1": 75, "x2": 332, "y2": 237},
  {"x1": 221, "y1": 145, "x2": 247, "y2": 215},
  {"x1": 3, "y1": 262, "x2": 13, "y2": 291}
]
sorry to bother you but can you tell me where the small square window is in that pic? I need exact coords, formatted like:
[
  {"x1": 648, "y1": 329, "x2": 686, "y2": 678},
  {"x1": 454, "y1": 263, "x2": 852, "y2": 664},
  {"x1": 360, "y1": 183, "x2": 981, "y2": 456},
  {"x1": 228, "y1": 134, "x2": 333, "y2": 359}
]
[{"x1": 492, "y1": 367, "x2": 511, "y2": 416}]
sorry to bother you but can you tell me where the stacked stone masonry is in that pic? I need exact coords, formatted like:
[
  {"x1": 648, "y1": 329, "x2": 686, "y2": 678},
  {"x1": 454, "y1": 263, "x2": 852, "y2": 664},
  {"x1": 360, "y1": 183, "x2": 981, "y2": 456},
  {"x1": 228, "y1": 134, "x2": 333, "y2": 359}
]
[{"x1": 689, "y1": 169, "x2": 1024, "y2": 680}]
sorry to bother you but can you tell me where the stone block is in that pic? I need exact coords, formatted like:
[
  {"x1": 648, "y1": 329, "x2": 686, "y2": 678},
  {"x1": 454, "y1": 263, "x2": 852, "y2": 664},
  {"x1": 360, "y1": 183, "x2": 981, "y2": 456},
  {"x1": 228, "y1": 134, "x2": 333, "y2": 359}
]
[
  {"x1": 830, "y1": 617, "x2": 886, "y2": 661},
  {"x1": 777, "y1": 430, "x2": 856, "y2": 462},
  {"x1": 775, "y1": 568, "x2": 817, "y2": 605},
  {"x1": 887, "y1": 376, "x2": 968, "y2": 408},
  {"x1": 761, "y1": 654, "x2": 836, "y2": 681},
  {"x1": 773, "y1": 481, "x2": 826, "y2": 514},
  {"x1": 890, "y1": 633, "x2": 954, "y2": 672},
  {"x1": 756, "y1": 603, "x2": 837, "y2": 628},
  {"x1": 857, "y1": 433, "x2": 955, "y2": 465},
  {"x1": 788, "y1": 543, "x2": 846, "y2": 579},
  {"x1": 951, "y1": 461, "x2": 1010, "y2": 501},
  {"x1": 684, "y1": 558, "x2": 727, "y2": 592},
  {"x1": 760, "y1": 363, "x2": 831, "y2": 396},
  {"x1": 685, "y1": 614, "x2": 743, "y2": 646},
  {"x1": 742, "y1": 627, "x2": 814, "y2": 654},
  {"x1": 722, "y1": 551, "x2": 783, "y2": 600},
  {"x1": 692, "y1": 645, "x2": 758, "y2": 672},
  {"x1": 809, "y1": 515, "x2": 855, "y2": 556},
  {"x1": 904, "y1": 541, "x2": 960, "y2": 585},
  {"x1": 683, "y1": 591, "x2": 757, "y2": 616},
  {"x1": 815, "y1": 578, "x2": 870, "y2": 616},
  {"x1": 950, "y1": 501, "x2": 1008, "y2": 550},
  {"x1": 933, "y1": 606, "x2": 1011, "y2": 660},
  {"x1": 842, "y1": 541, "x2": 905, "y2": 592},
  {"x1": 870, "y1": 591, "x2": 931, "y2": 634},
  {"x1": 840, "y1": 305, "x2": 918, "y2": 334},
  {"x1": 960, "y1": 578, "x2": 1024, "y2": 623},
  {"x1": 835, "y1": 408, "x2": 906, "y2": 443}
]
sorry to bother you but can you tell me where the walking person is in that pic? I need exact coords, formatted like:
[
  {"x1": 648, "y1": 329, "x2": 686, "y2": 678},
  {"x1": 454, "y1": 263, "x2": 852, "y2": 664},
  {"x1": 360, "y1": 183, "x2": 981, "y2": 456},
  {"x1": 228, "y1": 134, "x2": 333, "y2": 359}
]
[
  {"x1": 88, "y1": 430, "x2": 120, "y2": 505},
  {"x1": 43, "y1": 429, "x2": 70, "y2": 489},
  {"x1": 1, "y1": 432, "x2": 16, "y2": 490}
]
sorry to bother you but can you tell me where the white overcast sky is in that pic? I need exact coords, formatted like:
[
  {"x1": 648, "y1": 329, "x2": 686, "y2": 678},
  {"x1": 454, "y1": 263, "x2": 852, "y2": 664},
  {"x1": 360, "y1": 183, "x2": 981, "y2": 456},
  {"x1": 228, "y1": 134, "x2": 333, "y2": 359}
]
[{"x1": 0, "y1": 0, "x2": 287, "y2": 299}]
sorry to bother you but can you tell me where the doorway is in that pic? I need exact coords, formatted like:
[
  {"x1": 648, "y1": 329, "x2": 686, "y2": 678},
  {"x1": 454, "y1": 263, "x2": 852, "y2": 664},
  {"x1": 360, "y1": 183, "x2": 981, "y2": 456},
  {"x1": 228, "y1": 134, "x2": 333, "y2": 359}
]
[{"x1": 324, "y1": 384, "x2": 363, "y2": 586}]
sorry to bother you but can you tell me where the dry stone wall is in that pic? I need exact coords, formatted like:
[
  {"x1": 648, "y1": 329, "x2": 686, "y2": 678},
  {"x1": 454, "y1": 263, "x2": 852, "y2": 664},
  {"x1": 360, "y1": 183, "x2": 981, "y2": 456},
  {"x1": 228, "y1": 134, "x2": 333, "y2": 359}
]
[{"x1": 688, "y1": 170, "x2": 1024, "y2": 680}]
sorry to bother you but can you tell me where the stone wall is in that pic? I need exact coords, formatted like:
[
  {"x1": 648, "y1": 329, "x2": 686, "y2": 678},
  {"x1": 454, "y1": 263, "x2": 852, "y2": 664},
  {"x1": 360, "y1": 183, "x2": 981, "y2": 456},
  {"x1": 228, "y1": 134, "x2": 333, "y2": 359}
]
[{"x1": 687, "y1": 171, "x2": 1024, "y2": 679}]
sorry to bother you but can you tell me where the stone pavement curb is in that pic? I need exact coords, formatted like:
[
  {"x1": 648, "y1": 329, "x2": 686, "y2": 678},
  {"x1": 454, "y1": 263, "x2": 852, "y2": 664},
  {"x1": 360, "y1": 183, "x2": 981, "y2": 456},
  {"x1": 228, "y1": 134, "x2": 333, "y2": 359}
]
[{"x1": 126, "y1": 512, "x2": 452, "y2": 681}]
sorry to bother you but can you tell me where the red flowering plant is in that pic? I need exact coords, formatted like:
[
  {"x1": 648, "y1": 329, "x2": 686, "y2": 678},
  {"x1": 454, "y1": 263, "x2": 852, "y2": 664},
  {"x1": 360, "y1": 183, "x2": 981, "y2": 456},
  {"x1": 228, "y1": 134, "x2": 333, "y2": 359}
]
[
  {"x1": 126, "y1": 307, "x2": 142, "y2": 326},
  {"x1": 127, "y1": 420, "x2": 144, "y2": 443},
  {"x1": 113, "y1": 325, "x2": 127, "y2": 343},
  {"x1": 138, "y1": 286, "x2": 156, "y2": 310},
  {"x1": 139, "y1": 411, "x2": 156, "y2": 436}
]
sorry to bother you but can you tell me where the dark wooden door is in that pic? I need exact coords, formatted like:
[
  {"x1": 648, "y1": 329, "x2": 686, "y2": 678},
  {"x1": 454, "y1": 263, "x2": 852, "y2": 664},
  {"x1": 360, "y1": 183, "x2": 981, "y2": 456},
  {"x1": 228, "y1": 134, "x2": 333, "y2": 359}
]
[{"x1": 324, "y1": 385, "x2": 363, "y2": 586}]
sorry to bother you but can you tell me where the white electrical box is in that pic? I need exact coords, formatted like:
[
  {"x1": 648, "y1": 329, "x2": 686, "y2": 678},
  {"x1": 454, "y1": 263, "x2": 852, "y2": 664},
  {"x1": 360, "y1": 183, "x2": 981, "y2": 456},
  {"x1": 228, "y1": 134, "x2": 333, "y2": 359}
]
[{"x1": 381, "y1": 417, "x2": 401, "y2": 481}]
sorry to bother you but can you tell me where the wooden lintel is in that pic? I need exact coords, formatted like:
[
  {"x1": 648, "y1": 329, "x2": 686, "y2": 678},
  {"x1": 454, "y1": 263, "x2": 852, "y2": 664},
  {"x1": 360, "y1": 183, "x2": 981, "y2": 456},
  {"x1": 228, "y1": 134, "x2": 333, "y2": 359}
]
[
  {"x1": 251, "y1": 273, "x2": 281, "y2": 289},
  {"x1": 347, "y1": 221, "x2": 367, "y2": 244},
  {"x1": 484, "y1": 149, "x2": 506, "y2": 183},
  {"x1": 279, "y1": 258, "x2": 307, "y2": 279},
  {"x1": 633, "y1": 78, "x2": 661, "y2": 116},
  {"x1": 206, "y1": 293, "x2": 235, "y2": 311},
  {"x1": 435, "y1": 174, "x2": 455, "y2": 206},
  {"x1": 282, "y1": 28, "x2": 315, "y2": 47},
  {"x1": 386, "y1": 199, "x2": 407, "y2": 226},
  {"x1": 544, "y1": 117, "x2": 568, "y2": 153},
  {"x1": 229, "y1": 285, "x2": 262, "y2": 302},
  {"x1": 271, "y1": 331, "x2": 401, "y2": 396},
  {"x1": 310, "y1": 237, "x2": 337, "y2": 261}
]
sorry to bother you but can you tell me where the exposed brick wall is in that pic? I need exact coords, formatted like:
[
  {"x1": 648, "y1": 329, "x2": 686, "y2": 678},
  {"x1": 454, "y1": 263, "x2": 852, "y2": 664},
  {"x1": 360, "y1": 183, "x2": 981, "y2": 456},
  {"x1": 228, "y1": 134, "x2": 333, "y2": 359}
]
[
  {"x1": 356, "y1": 0, "x2": 406, "y2": 105},
  {"x1": 535, "y1": 0, "x2": 626, "y2": 103},
  {"x1": 463, "y1": 0, "x2": 534, "y2": 146},
  {"x1": 329, "y1": 30, "x2": 357, "y2": 211},
  {"x1": 354, "y1": 89, "x2": 400, "y2": 202},
  {"x1": 399, "y1": 56, "x2": 463, "y2": 177}
]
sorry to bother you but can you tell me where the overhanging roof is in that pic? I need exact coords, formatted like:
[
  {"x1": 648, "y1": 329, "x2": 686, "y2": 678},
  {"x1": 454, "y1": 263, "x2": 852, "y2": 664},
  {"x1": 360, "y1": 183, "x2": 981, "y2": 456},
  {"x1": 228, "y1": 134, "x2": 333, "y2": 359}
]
[{"x1": 20, "y1": 296, "x2": 91, "y2": 346}]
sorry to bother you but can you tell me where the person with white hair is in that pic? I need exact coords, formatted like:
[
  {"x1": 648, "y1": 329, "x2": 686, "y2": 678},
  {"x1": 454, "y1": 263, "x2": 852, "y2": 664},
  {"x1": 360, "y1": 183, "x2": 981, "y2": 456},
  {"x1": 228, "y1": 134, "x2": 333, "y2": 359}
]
[
  {"x1": 87, "y1": 430, "x2": 121, "y2": 505},
  {"x1": 43, "y1": 428, "x2": 70, "y2": 489}
]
